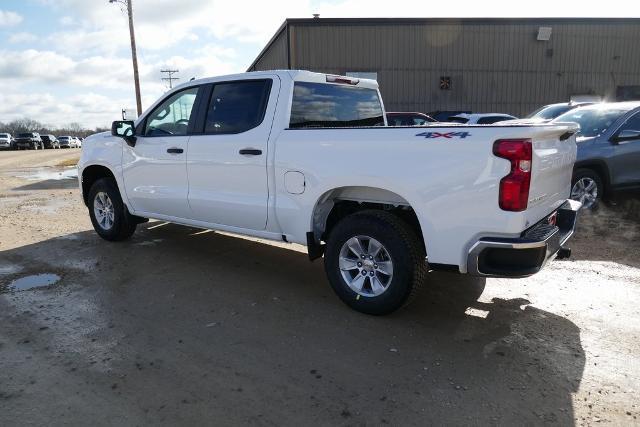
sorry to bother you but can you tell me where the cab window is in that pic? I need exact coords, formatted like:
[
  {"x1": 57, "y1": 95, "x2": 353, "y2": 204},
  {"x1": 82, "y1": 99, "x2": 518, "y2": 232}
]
[
  {"x1": 204, "y1": 80, "x2": 271, "y2": 134},
  {"x1": 289, "y1": 82, "x2": 384, "y2": 128},
  {"x1": 144, "y1": 87, "x2": 199, "y2": 137}
]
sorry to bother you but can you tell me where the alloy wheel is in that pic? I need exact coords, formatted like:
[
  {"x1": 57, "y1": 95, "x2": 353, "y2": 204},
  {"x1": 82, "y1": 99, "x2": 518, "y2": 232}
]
[
  {"x1": 93, "y1": 192, "x2": 115, "y2": 230},
  {"x1": 338, "y1": 235, "x2": 394, "y2": 297},
  {"x1": 571, "y1": 177, "x2": 598, "y2": 209}
]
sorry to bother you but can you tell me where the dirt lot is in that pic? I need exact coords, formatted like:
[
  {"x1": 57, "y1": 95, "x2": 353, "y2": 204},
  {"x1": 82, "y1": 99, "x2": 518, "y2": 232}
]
[{"x1": 1, "y1": 149, "x2": 639, "y2": 426}]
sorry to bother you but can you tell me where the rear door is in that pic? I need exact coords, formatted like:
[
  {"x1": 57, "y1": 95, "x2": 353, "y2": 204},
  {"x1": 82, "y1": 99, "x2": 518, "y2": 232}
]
[
  {"x1": 186, "y1": 77, "x2": 279, "y2": 229},
  {"x1": 608, "y1": 112, "x2": 640, "y2": 186},
  {"x1": 122, "y1": 86, "x2": 202, "y2": 219}
]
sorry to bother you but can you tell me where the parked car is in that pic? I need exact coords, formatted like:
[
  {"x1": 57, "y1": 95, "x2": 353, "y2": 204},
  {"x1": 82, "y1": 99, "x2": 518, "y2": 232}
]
[
  {"x1": 526, "y1": 102, "x2": 594, "y2": 122},
  {"x1": 447, "y1": 113, "x2": 518, "y2": 124},
  {"x1": 552, "y1": 101, "x2": 640, "y2": 209},
  {"x1": 428, "y1": 110, "x2": 472, "y2": 122},
  {"x1": 386, "y1": 112, "x2": 436, "y2": 126},
  {"x1": 79, "y1": 70, "x2": 579, "y2": 315},
  {"x1": 14, "y1": 132, "x2": 43, "y2": 150},
  {"x1": 0, "y1": 133, "x2": 13, "y2": 150},
  {"x1": 58, "y1": 136, "x2": 77, "y2": 148},
  {"x1": 41, "y1": 134, "x2": 60, "y2": 149},
  {"x1": 76, "y1": 137, "x2": 83, "y2": 148}
]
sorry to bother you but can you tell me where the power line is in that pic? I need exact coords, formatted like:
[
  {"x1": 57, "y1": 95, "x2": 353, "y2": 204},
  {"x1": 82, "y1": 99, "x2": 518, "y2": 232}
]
[{"x1": 161, "y1": 69, "x2": 180, "y2": 89}]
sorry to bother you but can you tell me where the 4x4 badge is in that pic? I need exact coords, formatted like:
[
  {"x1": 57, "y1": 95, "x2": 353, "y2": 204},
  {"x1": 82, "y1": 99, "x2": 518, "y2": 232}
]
[{"x1": 415, "y1": 131, "x2": 471, "y2": 139}]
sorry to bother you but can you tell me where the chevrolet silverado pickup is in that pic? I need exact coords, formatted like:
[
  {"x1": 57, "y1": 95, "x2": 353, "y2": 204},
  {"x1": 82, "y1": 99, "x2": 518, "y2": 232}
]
[{"x1": 78, "y1": 70, "x2": 580, "y2": 314}]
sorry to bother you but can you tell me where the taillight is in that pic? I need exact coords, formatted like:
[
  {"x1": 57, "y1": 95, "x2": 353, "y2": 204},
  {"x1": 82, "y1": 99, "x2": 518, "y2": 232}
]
[{"x1": 493, "y1": 139, "x2": 532, "y2": 212}]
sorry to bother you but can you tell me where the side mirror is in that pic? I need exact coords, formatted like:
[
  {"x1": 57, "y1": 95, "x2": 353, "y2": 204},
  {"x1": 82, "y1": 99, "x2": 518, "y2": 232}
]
[
  {"x1": 111, "y1": 120, "x2": 137, "y2": 146},
  {"x1": 612, "y1": 129, "x2": 640, "y2": 144}
]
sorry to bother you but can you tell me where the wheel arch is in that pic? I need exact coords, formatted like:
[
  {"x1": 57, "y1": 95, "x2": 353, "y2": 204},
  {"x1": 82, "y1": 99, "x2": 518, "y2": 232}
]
[
  {"x1": 81, "y1": 164, "x2": 119, "y2": 206},
  {"x1": 310, "y1": 186, "x2": 427, "y2": 253},
  {"x1": 574, "y1": 160, "x2": 611, "y2": 194}
]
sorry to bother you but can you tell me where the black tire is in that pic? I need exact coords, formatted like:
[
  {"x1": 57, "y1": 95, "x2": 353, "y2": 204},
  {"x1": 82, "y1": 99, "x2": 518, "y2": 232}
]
[
  {"x1": 571, "y1": 168, "x2": 604, "y2": 210},
  {"x1": 324, "y1": 210, "x2": 427, "y2": 315},
  {"x1": 88, "y1": 177, "x2": 137, "y2": 241}
]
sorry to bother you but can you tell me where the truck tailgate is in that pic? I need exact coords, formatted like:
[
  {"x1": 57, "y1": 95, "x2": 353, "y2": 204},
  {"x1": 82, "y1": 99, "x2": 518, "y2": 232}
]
[{"x1": 526, "y1": 123, "x2": 579, "y2": 225}]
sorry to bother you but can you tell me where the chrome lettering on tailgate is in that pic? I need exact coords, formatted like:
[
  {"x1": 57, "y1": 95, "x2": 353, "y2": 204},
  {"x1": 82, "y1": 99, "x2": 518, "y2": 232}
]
[
  {"x1": 529, "y1": 193, "x2": 548, "y2": 205},
  {"x1": 538, "y1": 150, "x2": 576, "y2": 171}
]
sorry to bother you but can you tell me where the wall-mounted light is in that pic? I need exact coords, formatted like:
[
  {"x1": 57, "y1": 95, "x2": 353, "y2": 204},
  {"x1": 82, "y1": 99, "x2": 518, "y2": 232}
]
[{"x1": 537, "y1": 27, "x2": 552, "y2": 41}]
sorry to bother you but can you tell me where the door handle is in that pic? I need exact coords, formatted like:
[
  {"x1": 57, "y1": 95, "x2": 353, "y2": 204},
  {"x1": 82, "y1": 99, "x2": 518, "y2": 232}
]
[
  {"x1": 239, "y1": 148, "x2": 262, "y2": 155},
  {"x1": 167, "y1": 148, "x2": 184, "y2": 154}
]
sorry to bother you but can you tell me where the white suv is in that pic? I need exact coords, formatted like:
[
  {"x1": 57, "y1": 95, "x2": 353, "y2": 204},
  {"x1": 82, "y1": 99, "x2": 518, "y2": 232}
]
[{"x1": 0, "y1": 133, "x2": 12, "y2": 149}]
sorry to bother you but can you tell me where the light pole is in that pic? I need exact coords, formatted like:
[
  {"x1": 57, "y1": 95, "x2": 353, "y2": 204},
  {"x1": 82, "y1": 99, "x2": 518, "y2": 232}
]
[{"x1": 109, "y1": 0, "x2": 142, "y2": 117}]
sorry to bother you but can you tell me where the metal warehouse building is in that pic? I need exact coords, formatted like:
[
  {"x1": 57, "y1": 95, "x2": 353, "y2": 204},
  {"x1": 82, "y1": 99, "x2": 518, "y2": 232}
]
[{"x1": 248, "y1": 17, "x2": 640, "y2": 117}]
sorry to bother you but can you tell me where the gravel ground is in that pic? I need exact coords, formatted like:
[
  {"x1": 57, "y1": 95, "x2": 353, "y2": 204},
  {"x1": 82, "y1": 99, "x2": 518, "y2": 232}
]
[{"x1": 0, "y1": 149, "x2": 639, "y2": 426}]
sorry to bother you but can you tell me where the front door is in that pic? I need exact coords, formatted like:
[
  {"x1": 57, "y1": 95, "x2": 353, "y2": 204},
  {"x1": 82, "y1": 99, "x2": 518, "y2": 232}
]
[
  {"x1": 609, "y1": 112, "x2": 640, "y2": 186},
  {"x1": 122, "y1": 86, "x2": 201, "y2": 219},
  {"x1": 187, "y1": 78, "x2": 279, "y2": 229}
]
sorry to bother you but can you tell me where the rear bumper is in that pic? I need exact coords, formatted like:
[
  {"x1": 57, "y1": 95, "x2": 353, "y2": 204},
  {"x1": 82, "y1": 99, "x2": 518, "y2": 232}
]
[{"x1": 467, "y1": 199, "x2": 581, "y2": 277}]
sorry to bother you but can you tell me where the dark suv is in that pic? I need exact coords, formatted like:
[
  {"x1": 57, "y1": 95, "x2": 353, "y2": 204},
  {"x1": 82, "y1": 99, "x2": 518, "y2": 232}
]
[
  {"x1": 15, "y1": 132, "x2": 44, "y2": 150},
  {"x1": 553, "y1": 101, "x2": 640, "y2": 208},
  {"x1": 41, "y1": 134, "x2": 60, "y2": 149}
]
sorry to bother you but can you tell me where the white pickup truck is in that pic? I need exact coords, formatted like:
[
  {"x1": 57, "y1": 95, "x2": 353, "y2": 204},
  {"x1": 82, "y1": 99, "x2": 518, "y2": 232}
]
[{"x1": 78, "y1": 70, "x2": 580, "y2": 314}]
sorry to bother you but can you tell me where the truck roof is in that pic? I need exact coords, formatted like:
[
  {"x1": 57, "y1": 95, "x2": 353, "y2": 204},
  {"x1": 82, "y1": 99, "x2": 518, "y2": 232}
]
[{"x1": 174, "y1": 70, "x2": 380, "y2": 91}]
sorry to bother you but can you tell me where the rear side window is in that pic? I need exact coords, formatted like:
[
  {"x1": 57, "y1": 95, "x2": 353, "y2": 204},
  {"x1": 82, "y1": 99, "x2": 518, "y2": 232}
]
[
  {"x1": 448, "y1": 117, "x2": 468, "y2": 124},
  {"x1": 205, "y1": 80, "x2": 271, "y2": 134},
  {"x1": 289, "y1": 82, "x2": 384, "y2": 128}
]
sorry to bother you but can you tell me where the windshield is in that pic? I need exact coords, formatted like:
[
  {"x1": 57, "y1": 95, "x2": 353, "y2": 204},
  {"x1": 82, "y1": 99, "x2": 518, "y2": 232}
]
[
  {"x1": 18, "y1": 133, "x2": 33, "y2": 138},
  {"x1": 553, "y1": 107, "x2": 628, "y2": 137},
  {"x1": 527, "y1": 104, "x2": 575, "y2": 120}
]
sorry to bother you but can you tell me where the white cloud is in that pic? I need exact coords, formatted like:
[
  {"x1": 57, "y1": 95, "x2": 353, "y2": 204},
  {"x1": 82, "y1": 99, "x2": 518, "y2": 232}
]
[
  {"x1": 0, "y1": 91, "x2": 131, "y2": 129},
  {"x1": 0, "y1": 46, "x2": 242, "y2": 127},
  {"x1": 8, "y1": 32, "x2": 38, "y2": 44},
  {"x1": 59, "y1": 15, "x2": 74, "y2": 26},
  {"x1": 0, "y1": 10, "x2": 23, "y2": 27},
  {"x1": 37, "y1": 0, "x2": 312, "y2": 50}
]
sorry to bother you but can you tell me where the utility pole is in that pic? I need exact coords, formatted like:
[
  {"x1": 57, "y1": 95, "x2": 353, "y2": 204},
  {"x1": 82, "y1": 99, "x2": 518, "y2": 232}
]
[
  {"x1": 109, "y1": 0, "x2": 142, "y2": 117},
  {"x1": 161, "y1": 69, "x2": 180, "y2": 89}
]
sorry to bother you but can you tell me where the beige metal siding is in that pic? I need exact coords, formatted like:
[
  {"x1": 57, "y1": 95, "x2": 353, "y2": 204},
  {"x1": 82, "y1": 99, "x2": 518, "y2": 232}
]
[
  {"x1": 256, "y1": 19, "x2": 640, "y2": 117},
  {"x1": 250, "y1": 28, "x2": 288, "y2": 71}
]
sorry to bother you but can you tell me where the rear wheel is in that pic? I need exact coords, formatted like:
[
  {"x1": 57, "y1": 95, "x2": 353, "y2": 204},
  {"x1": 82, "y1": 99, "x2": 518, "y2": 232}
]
[
  {"x1": 88, "y1": 178, "x2": 137, "y2": 241},
  {"x1": 571, "y1": 168, "x2": 603, "y2": 209},
  {"x1": 324, "y1": 210, "x2": 427, "y2": 315}
]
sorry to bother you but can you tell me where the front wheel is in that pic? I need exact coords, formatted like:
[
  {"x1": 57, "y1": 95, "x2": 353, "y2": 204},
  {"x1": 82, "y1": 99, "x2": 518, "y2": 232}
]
[
  {"x1": 88, "y1": 178, "x2": 137, "y2": 241},
  {"x1": 324, "y1": 210, "x2": 427, "y2": 315},
  {"x1": 571, "y1": 168, "x2": 603, "y2": 210}
]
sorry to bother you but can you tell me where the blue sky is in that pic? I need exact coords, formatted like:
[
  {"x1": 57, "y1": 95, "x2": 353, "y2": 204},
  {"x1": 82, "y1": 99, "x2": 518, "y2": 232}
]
[{"x1": 0, "y1": 0, "x2": 639, "y2": 128}]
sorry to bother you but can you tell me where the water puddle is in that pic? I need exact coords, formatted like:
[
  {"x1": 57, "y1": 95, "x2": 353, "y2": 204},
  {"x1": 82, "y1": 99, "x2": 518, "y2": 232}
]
[
  {"x1": 12, "y1": 166, "x2": 78, "y2": 181},
  {"x1": 5, "y1": 273, "x2": 60, "y2": 292}
]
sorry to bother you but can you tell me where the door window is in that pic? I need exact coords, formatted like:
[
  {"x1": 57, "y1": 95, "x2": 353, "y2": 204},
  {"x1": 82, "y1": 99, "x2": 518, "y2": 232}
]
[
  {"x1": 144, "y1": 87, "x2": 199, "y2": 137},
  {"x1": 204, "y1": 80, "x2": 271, "y2": 134},
  {"x1": 617, "y1": 112, "x2": 640, "y2": 133}
]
